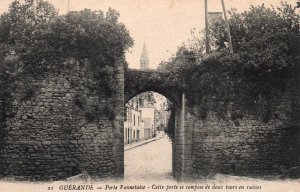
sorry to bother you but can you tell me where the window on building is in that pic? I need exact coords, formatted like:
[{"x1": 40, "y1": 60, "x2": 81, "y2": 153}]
[
  {"x1": 128, "y1": 128, "x2": 130, "y2": 142},
  {"x1": 134, "y1": 114, "x2": 136, "y2": 126},
  {"x1": 128, "y1": 110, "x2": 132, "y2": 122}
]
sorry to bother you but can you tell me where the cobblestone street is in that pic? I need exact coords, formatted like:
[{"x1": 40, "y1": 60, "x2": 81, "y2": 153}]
[{"x1": 124, "y1": 133, "x2": 173, "y2": 182}]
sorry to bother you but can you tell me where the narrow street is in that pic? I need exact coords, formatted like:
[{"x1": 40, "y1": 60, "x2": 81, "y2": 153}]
[{"x1": 124, "y1": 133, "x2": 173, "y2": 182}]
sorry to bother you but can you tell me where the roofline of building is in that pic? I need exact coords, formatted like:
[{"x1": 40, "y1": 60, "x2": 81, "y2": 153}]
[{"x1": 208, "y1": 11, "x2": 223, "y2": 14}]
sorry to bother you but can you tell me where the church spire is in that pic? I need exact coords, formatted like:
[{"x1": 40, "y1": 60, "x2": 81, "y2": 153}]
[{"x1": 140, "y1": 43, "x2": 149, "y2": 70}]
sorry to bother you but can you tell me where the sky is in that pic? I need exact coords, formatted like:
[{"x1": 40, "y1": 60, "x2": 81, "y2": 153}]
[{"x1": 0, "y1": 0, "x2": 298, "y2": 69}]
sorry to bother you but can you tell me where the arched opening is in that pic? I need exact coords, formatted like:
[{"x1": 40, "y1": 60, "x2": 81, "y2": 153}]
[{"x1": 124, "y1": 91, "x2": 176, "y2": 181}]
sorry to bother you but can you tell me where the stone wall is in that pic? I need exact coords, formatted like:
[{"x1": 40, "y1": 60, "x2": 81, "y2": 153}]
[
  {"x1": 171, "y1": 94, "x2": 194, "y2": 181},
  {"x1": 0, "y1": 61, "x2": 124, "y2": 181},
  {"x1": 0, "y1": 61, "x2": 298, "y2": 181},
  {"x1": 173, "y1": 107, "x2": 183, "y2": 179},
  {"x1": 188, "y1": 110, "x2": 299, "y2": 178}
]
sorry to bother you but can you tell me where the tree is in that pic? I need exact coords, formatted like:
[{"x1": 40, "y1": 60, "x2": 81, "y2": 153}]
[
  {"x1": 0, "y1": 0, "x2": 57, "y2": 51},
  {"x1": 157, "y1": 2, "x2": 300, "y2": 121},
  {"x1": 47, "y1": 8, "x2": 133, "y2": 64},
  {"x1": 209, "y1": 3, "x2": 300, "y2": 109},
  {"x1": 0, "y1": 0, "x2": 58, "y2": 76},
  {"x1": 210, "y1": 3, "x2": 299, "y2": 73},
  {"x1": 0, "y1": 0, "x2": 134, "y2": 122},
  {"x1": 46, "y1": 8, "x2": 133, "y2": 95},
  {"x1": 0, "y1": 0, "x2": 133, "y2": 90},
  {"x1": 138, "y1": 92, "x2": 156, "y2": 107},
  {"x1": 157, "y1": 45, "x2": 197, "y2": 90}
]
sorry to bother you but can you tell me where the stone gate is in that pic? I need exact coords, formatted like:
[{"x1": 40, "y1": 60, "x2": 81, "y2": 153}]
[
  {"x1": 0, "y1": 61, "x2": 299, "y2": 181},
  {"x1": 124, "y1": 69, "x2": 191, "y2": 179}
]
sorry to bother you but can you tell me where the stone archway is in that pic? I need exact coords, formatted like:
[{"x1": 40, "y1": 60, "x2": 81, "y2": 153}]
[
  {"x1": 124, "y1": 91, "x2": 174, "y2": 180},
  {"x1": 124, "y1": 69, "x2": 181, "y2": 105},
  {"x1": 124, "y1": 69, "x2": 192, "y2": 180}
]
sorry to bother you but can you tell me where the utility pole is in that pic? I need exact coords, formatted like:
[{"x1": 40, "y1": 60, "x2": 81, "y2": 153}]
[
  {"x1": 221, "y1": 0, "x2": 234, "y2": 54},
  {"x1": 32, "y1": 0, "x2": 36, "y2": 13},
  {"x1": 31, "y1": 0, "x2": 37, "y2": 22},
  {"x1": 67, "y1": 0, "x2": 70, "y2": 12},
  {"x1": 204, "y1": 0, "x2": 210, "y2": 54}
]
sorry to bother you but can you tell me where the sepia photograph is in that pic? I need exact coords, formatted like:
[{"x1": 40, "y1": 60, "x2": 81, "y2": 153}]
[{"x1": 0, "y1": 0, "x2": 299, "y2": 191}]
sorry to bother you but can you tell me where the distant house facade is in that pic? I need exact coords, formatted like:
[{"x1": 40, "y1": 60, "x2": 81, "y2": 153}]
[
  {"x1": 139, "y1": 107, "x2": 157, "y2": 139},
  {"x1": 207, "y1": 12, "x2": 223, "y2": 24},
  {"x1": 124, "y1": 97, "x2": 144, "y2": 144}
]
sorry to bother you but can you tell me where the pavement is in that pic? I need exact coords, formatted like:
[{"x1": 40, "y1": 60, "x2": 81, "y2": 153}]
[
  {"x1": 124, "y1": 132, "x2": 165, "y2": 151},
  {"x1": 124, "y1": 133, "x2": 174, "y2": 181}
]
